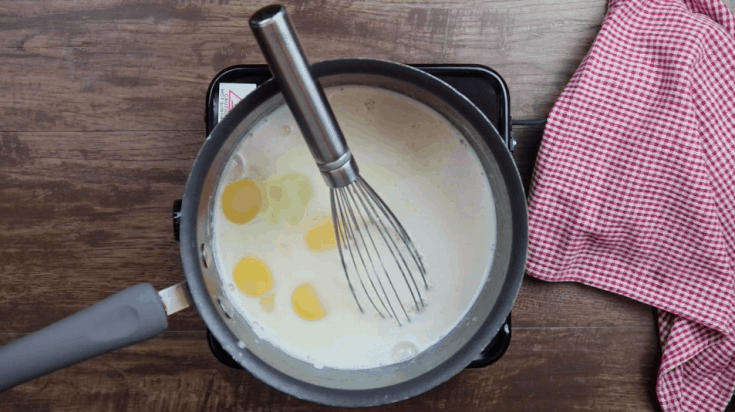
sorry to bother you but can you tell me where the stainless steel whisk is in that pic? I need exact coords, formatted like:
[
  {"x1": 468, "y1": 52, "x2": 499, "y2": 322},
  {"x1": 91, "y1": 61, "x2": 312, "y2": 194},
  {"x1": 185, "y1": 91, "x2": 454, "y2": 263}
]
[{"x1": 250, "y1": 5, "x2": 427, "y2": 325}]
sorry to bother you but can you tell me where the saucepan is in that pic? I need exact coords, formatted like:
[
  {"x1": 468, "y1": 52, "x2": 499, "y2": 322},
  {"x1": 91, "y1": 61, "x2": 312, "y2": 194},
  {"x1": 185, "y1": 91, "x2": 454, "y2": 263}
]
[{"x1": 0, "y1": 5, "x2": 527, "y2": 407}]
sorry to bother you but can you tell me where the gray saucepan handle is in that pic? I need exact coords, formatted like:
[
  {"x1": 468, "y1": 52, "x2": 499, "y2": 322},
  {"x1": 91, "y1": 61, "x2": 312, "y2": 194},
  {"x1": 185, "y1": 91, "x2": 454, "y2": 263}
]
[{"x1": 0, "y1": 283, "x2": 168, "y2": 392}]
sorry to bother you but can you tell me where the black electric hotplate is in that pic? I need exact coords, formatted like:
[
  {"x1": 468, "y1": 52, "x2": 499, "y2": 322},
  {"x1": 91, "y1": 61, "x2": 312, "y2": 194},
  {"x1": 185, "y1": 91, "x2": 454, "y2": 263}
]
[{"x1": 178, "y1": 63, "x2": 516, "y2": 370}]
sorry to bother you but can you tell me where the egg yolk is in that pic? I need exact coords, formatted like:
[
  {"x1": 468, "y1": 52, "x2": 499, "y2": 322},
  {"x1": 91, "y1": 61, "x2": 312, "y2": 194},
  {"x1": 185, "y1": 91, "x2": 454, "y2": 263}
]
[
  {"x1": 233, "y1": 257, "x2": 273, "y2": 297},
  {"x1": 263, "y1": 172, "x2": 313, "y2": 227},
  {"x1": 292, "y1": 284, "x2": 326, "y2": 320},
  {"x1": 305, "y1": 218, "x2": 337, "y2": 251},
  {"x1": 221, "y1": 179, "x2": 263, "y2": 225}
]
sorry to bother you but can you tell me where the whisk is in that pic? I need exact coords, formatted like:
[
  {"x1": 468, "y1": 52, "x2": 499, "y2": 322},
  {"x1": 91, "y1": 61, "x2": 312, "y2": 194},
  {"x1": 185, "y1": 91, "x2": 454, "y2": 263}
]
[{"x1": 250, "y1": 5, "x2": 427, "y2": 325}]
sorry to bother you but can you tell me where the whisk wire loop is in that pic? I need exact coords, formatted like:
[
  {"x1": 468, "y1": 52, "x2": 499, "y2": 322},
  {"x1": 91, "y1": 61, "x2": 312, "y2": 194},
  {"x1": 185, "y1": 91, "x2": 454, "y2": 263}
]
[
  {"x1": 332, "y1": 189, "x2": 388, "y2": 318},
  {"x1": 349, "y1": 182, "x2": 422, "y2": 318},
  {"x1": 342, "y1": 184, "x2": 407, "y2": 324},
  {"x1": 330, "y1": 178, "x2": 428, "y2": 325},
  {"x1": 337, "y1": 186, "x2": 400, "y2": 322},
  {"x1": 357, "y1": 176, "x2": 428, "y2": 284},
  {"x1": 330, "y1": 189, "x2": 366, "y2": 314}
]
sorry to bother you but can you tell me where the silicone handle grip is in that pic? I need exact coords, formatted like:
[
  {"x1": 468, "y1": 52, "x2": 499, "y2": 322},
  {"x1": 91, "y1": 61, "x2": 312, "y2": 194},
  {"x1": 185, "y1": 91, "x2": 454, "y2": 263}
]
[{"x1": 0, "y1": 283, "x2": 168, "y2": 392}]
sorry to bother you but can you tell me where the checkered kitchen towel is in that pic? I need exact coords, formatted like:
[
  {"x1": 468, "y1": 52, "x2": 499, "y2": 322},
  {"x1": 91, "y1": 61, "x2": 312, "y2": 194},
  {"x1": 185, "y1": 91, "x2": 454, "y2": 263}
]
[{"x1": 525, "y1": 0, "x2": 735, "y2": 410}]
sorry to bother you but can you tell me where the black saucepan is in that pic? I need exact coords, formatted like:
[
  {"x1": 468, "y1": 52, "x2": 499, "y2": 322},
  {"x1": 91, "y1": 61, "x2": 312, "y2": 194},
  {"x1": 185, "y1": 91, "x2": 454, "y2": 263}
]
[{"x1": 0, "y1": 57, "x2": 526, "y2": 406}]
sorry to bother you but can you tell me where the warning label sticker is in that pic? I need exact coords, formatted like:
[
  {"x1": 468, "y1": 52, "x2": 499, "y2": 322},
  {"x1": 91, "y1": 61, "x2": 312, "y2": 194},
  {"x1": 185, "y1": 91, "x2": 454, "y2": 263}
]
[{"x1": 218, "y1": 83, "x2": 257, "y2": 123}]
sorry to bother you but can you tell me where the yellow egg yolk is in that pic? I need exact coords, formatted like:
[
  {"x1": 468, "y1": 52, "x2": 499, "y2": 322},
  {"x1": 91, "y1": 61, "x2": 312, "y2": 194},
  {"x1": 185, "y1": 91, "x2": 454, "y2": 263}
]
[
  {"x1": 305, "y1": 218, "x2": 337, "y2": 252},
  {"x1": 263, "y1": 172, "x2": 313, "y2": 227},
  {"x1": 221, "y1": 179, "x2": 263, "y2": 225},
  {"x1": 233, "y1": 257, "x2": 273, "y2": 297},
  {"x1": 292, "y1": 284, "x2": 326, "y2": 320}
]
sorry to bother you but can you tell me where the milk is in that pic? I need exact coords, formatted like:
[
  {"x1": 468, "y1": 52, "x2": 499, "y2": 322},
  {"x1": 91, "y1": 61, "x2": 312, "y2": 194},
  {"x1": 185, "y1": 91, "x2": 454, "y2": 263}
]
[{"x1": 212, "y1": 85, "x2": 496, "y2": 370}]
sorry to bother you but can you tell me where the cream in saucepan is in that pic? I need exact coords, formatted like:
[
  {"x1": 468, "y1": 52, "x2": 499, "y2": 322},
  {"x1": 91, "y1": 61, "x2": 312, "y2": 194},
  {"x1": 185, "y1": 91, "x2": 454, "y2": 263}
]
[{"x1": 212, "y1": 85, "x2": 496, "y2": 370}]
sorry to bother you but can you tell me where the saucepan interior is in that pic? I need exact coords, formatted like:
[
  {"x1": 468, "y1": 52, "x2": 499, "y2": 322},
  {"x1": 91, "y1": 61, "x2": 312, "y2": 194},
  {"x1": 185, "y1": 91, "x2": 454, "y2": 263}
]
[{"x1": 178, "y1": 59, "x2": 526, "y2": 406}]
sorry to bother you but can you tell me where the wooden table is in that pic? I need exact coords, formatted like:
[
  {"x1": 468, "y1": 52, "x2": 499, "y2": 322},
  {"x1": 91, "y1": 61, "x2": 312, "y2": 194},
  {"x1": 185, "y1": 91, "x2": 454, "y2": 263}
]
[{"x1": 2, "y1": 1, "x2": 733, "y2": 411}]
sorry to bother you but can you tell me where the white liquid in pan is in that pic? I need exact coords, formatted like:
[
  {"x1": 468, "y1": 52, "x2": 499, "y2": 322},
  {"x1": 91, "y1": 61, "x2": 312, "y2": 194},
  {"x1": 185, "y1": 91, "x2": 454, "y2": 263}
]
[{"x1": 212, "y1": 85, "x2": 496, "y2": 370}]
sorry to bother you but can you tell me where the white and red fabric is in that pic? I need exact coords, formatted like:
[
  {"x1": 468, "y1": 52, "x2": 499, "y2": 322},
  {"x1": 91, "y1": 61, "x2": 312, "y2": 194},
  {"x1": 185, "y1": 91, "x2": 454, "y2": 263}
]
[{"x1": 525, "y1": 0, "x2": 735, "y2": 410}]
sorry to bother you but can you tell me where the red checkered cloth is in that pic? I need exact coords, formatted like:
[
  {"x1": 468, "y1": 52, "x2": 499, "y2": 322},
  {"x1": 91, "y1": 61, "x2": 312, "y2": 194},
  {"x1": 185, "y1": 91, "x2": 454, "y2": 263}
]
[{"x1": 525, "y1": 0, "x2": 735, "y2": 410}]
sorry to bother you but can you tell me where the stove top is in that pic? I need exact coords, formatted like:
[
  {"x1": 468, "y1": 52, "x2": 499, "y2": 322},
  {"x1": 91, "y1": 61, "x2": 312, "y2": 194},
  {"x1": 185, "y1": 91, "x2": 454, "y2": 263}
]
[{"x1": 194, "y1": 63, "x2": 514, "y2": 370}]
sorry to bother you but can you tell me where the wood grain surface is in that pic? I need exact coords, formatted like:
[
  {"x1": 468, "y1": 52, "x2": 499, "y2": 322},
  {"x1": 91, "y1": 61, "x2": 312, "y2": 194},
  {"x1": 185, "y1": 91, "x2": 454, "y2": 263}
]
[{"x1": 1, "y1": 0, "x2": 733, "y2": 411}]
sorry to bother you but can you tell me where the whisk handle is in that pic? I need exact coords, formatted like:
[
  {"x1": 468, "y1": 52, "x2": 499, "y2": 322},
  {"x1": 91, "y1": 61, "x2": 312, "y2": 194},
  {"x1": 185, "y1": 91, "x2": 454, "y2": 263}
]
[{"x1": 249, "y1": 5, "x2": 358, "y2": 188}]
